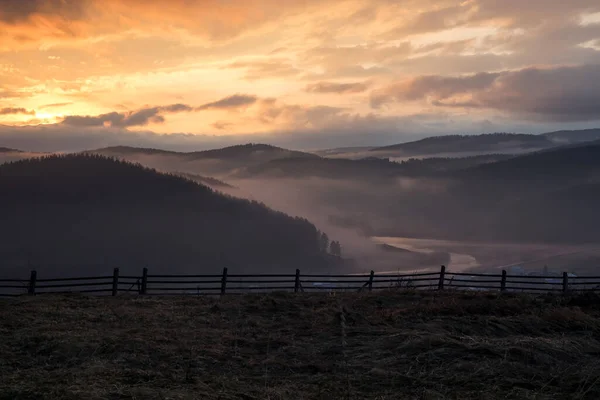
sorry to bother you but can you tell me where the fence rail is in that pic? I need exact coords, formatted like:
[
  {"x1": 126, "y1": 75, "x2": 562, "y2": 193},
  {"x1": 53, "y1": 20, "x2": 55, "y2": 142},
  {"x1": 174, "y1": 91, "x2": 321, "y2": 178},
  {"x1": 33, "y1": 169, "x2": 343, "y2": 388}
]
[{"x1": 1, "y1": 266, "x2": 600, "y2": 297}]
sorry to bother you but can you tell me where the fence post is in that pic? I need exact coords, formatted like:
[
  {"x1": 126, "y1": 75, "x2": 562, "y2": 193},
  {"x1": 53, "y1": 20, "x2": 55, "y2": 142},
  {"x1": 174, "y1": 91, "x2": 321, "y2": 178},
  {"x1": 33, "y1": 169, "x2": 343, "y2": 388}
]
[
  {"x1": 438, "y1": 265, "x2": 446, "y2": 290},
  {"x1": 28, "y1": 270, "x2": 37, "y2": 295},
  {"x1": 368, "y1": 270, "x2": 375, "y2": 292},
  {"x1": 221, "y1": 267, "x2": 228, "y2": 295},
  {"x1": 112, "y1": 268, "x2": 119, "y2": 297},
  {"x1": 501, "y1": 270, "x2": 507, "y2": 292},
  {"x1": 562, "y1": 272, "x2": 568, "y2": 294},
  {"x1": 141, "y1": 267, "x2": 148, "y2": 295},
  {"x1": 294, "y1": 269, "x2": 301, "y2": 293}
]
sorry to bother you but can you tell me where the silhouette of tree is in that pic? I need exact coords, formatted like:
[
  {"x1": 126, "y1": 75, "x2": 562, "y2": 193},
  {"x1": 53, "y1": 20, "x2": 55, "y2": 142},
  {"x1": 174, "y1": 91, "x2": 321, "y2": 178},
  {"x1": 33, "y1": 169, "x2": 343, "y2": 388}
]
[
  {"x1": 330, "y1": 241, "x2": 342, "y2": 257},
  {"x1": 318, "y1": 231, "x2": 329, "y2": 253}
]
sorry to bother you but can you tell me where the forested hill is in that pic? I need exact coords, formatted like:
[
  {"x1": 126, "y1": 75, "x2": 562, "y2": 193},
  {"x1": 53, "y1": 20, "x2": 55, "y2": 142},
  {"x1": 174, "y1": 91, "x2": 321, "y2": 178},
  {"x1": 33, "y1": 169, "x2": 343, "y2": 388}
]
[
  {"x1": 0, "y1": 154, "x2": 336, "y2": 276},
  {"x1": 89, "y1": 143, "x2": 319, "y2": 178},
  {"x1": 372, "y1": 133, "x2": 552, "y2": 155},
  {"x1": 0, "y1": 147, "x2": 21, "y2": 153}
]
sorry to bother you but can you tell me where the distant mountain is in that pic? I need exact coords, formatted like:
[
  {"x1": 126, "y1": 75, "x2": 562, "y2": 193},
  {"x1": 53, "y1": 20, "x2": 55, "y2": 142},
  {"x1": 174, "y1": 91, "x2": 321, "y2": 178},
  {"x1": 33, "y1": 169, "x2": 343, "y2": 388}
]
[
  {"x1": 187, "y1": 143, "x2": 317, "y2": 161},
  {"x1": 0, "y1": 154, "x2": 338, "y2": 276},
  {"x1": 364, "y1": 129, "x2": 600, "y2": 160},
  {"x1": 89, "y1": 143, "x2": 318, "y2": 178},
  {"x1": 0, "y1": 147, "x2": 22, "y2": 153},
  {"x1": 542, "y1": 128, "x2": 600, "y2": 144},
  {"x1": 371, "y1": 133, "x2": 553, "y2": 157},
  {"x1": 313, "y1": 147, "x2": 376, "y2": 159},
  {"x1": 461, "y1": 142, "x2": 600, "y2": 183},
  {"x1": 90, "y1": 146, "x2": 178, "y2": 156}
]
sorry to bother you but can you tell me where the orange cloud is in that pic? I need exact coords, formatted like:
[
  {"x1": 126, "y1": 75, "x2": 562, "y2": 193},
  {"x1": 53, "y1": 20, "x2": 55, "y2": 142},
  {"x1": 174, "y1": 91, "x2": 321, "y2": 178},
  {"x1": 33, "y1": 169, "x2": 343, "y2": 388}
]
[{"x1": 0, "y1": 0, "x2": 333, "y2": 48}]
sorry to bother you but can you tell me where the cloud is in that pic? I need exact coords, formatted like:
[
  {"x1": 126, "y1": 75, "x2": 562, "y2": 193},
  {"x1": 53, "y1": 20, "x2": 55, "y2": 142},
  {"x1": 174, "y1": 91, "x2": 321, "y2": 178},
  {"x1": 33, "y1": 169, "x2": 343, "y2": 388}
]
[
  {"x1": 196, "y1": 94, "x2": 258, "y2": 111},
  {"x1": 61, "y1": 104, "x2": 194, "y2": 128},
  {"x1": 255, "y1": 99, "x2": 348, "y2": 128},
  {"x1": 0, "y1": 112, "x2": 457, "y2": 152},
  {"x1": 58, "y1": 95, "x2": 257, "y2": 129},
  {"x1": 39, "y1": 102, "x2": 73, "y2": 109},
  {"x1": 0, "y1": 0, "x2": 88, "y2": 24},
  {"x1": 0, "y1": 0, "x2": 331, "y2": 44},
  {"x1": 0, "y1": 107, "x2": 35, "y2": 116},
  {"x1": 371, "y1": 64, "x2": 600, "y2": 122},
  {"x1": 305, "y1": 81, "x2": 371, "y2": 94},
  {"x1": 3, "y1": 109, "x2": 600, "y2": 153},
  {"x1": 212, "y1": 121, "x2": 234, "y2": 130},
  {"x1": 371, "y1": 72, "x2": 500, "y2": 107},
  {"x1": 227, "y1": 59, "x2": 300, "y2": 80}
]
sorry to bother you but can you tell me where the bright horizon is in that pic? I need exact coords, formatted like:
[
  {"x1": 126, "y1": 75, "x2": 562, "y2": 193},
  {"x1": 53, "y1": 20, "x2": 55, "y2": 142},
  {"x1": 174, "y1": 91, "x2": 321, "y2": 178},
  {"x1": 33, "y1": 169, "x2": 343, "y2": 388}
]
[{"x1": 1, "y1": 1, "x2": 600, "y2": 151}]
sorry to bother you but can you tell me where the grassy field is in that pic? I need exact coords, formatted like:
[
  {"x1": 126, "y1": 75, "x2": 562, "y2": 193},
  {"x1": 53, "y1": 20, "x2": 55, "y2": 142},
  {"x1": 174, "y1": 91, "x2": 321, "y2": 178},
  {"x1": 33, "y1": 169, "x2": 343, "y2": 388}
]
[{"x1": 1, "y1": 291, "x2": 600, "y2": 400}]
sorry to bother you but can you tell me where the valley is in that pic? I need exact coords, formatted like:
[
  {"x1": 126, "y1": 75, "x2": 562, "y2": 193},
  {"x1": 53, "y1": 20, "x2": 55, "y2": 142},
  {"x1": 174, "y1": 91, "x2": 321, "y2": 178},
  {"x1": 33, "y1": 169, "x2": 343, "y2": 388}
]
[{"x1": 4, "y1": 129, "x2": 600, "y2": 277}]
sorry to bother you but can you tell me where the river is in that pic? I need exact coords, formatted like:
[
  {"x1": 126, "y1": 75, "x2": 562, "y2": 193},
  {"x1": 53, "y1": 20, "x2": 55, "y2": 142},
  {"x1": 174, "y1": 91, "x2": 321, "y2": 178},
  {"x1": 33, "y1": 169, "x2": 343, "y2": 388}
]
[{"x1": 372, "y1": 236, "x2": 480, "y2": 273}]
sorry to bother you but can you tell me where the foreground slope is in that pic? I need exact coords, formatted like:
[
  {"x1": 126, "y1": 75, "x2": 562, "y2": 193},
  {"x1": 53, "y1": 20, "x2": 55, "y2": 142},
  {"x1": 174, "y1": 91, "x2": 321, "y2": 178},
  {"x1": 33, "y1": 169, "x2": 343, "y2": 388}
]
[
  {"x1": 0, "y1": 154, "x2": 333, "y2": 276},
  {"x1": 1, "y1": 291, "x2": 599, "y2": 399}
]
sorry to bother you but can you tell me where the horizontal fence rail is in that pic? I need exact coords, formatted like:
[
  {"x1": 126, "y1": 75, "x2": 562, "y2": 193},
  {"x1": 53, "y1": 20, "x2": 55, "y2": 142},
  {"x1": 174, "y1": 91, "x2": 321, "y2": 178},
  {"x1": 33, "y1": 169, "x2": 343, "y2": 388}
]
[{"x1": 1, "y1": 266, "x2": 600, "y2": 297}]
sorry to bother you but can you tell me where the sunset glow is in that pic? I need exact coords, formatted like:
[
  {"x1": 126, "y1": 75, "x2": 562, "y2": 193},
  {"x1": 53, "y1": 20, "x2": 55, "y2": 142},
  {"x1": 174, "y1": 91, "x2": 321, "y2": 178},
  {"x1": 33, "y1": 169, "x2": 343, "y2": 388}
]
[{"x1": 1, "y1": 0, "x2": 600, "y2": 150}]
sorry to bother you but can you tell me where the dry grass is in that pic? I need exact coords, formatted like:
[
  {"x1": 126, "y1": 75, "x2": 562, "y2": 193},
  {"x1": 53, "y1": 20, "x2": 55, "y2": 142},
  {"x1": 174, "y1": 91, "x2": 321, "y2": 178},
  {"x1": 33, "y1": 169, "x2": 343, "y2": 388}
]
[{"x1": 1, "y1": 291, "x2": 600, "y2": 399}]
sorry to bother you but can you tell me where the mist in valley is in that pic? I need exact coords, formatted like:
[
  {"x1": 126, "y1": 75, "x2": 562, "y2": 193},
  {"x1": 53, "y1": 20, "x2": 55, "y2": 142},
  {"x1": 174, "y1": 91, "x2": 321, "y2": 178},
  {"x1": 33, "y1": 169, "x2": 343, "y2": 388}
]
[
  {"x1": 97, "y1": 141, "x2": 600, "y2": 276},
  {"x1": 4, "y1": 133, "x2": 600, "y2": 280}
]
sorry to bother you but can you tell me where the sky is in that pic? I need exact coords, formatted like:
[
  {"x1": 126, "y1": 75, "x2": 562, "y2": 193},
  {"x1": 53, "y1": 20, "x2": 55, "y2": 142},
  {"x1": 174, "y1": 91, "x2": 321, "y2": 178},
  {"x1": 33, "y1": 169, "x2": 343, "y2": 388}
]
[{"x1": 1, "y1": 0, "x2": 600, "y2": 151}]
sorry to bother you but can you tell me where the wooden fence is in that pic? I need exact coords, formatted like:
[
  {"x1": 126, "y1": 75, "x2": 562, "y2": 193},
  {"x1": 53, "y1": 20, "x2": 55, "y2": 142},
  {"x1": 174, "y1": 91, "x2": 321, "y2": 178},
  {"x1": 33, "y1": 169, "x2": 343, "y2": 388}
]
[{"x1": 1, "y1": 266, "x2": 600, "y2": 297}]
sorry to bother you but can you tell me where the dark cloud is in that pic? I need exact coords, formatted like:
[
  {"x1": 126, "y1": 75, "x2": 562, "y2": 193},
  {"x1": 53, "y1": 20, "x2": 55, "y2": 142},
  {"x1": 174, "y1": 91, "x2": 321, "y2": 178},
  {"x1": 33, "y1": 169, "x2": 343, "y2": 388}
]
[
  {"x1": 371, "y1": 72, "x2": 500, "y2": 108},
  {"x1": 212, "y1": 121, "x2": 234, "y2": 130},
  {"x1": 59, "y1": 97, "x2": 252, "y2": 129},
  {"x1": 0, "y1": 0, "x2": 88, "y2": 23},
  {"x1": 62, "y1": 104, "x2": 194, "y2": 128},
  {"x1": 196, "y1": 95, "x2": 257, "y2": 111},
  {"x1": 372, "y1": 64, "x2": 600, "y2": 122},
  {"x1": 305, "y1": 81, "x2": 371, "y2": 94},
  {"x1": 162, "y1": 103, "x2": 194, "y2": 112},
  {"x1": 0, "y1": 107, "x2": 35, "y2": 116}
]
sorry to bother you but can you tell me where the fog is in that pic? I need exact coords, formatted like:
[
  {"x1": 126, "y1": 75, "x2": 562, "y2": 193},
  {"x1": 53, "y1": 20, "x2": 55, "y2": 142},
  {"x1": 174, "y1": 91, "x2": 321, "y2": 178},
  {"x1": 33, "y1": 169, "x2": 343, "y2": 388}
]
[
  {"x1": 3, "y1": 143, "x2": 600, "y2": 280},
  {"x1": 76, "y1": 149, "x2": 599, "y2": 274}
]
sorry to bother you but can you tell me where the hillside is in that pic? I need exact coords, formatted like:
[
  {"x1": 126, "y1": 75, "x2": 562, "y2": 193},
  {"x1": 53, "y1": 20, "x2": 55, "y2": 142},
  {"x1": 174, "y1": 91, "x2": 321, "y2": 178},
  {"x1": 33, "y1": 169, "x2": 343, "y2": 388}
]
[
  {"x1": 187, "y1": 143, "x2": 317, "y2": 161},
  {"x1": 371, "y1": 133, "x2": 553, "y2": 156},
  {"x1": 173, "y1": 172, "x2": 234, "y2": 189},
  {"x1": 89, "y1": 146, "x2": 178, "y2": 156},
  {"x1": 385, "y1": 143, "x2": 600, "y2": 243},
  {"x1": 1, "y1": 291, "x2": 599, "y2": 399},
  {"x1": 0, "y1": 154, "x2": 336, "y2": 276},
  {"x1": 0, "y1": 147, "x2": 22, "y2": 153},
  {"x1": 543, "y1": 128, "x2": 600, "y2": 144},
  {"x1": 462, "y1": 142, "x2": 600, "y2": 183},
  {"x1": 362, "y1": 129, "x2": 600, "y2": 160},
  {"x1": 296, "y1": 142, "x2": 600, "y2": 244},
  {"x1": 90, "y1": 144, "x2": 318, "y2": 178},
  {"x1": 235, "y1": 154, "x2": 513, "y2": 180}
]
